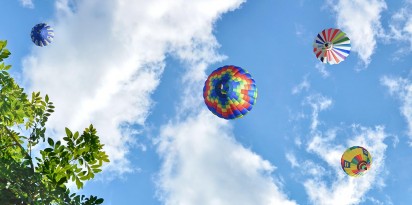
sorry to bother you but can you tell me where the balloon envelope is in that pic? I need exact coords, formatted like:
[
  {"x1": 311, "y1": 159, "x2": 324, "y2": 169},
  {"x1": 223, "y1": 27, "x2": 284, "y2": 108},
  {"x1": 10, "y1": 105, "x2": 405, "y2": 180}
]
[
  {"x1": 203, "y1": 65, "x2": 257, "y2": 120},
  {"x1": 341, "y1": 146, "x2": 372, "y2": 177},
  {"x1": 313, "y1": 28, "x2": 351, "y2": 64},
  {"x1": 31, "y1": 23, "x2": 54, "y2": 47}
]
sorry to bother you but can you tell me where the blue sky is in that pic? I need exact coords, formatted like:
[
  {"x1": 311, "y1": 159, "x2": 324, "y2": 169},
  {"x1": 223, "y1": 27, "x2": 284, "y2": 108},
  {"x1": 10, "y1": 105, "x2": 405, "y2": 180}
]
[{"x1": 2, "y1": 0, "x2": 412, "y2": 204}]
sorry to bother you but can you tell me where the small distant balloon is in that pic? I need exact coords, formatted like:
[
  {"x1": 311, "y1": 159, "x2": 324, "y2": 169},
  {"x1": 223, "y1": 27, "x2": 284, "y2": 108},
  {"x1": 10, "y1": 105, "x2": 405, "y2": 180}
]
[
  {"x1": 313, "y1": 28, "x2": 351, "y2": 64},
  {"x1": 31, "y1": 23, "x2": 54, "y2": 47},
  {"x1": 203, "y1": 65, "x2": 257, "y2": 120},
  {"x1": 341, "y1": 146, "x2": 372, "y2": 177}
]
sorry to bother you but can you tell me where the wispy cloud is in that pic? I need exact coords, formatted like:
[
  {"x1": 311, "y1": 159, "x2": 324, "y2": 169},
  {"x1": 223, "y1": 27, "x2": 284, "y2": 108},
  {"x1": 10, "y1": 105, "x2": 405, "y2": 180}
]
[
  {"x1": 387, "y1": 7, "x2": 412, "y2": 43},
  {"x1": 368, "y1": 195, "x2": 394, "y2": 205},
  {"x1": 381, "y1": 76, "x2": 412, "y2": 146},
  {"x1": 315, "y1": 62, "x2": 329, "y2": 78},
  {"x1": 19, "y1": 0, "x2": 34, "y2": 9},
  {"x1": 285, "y1": 152, "x2": 299, "y2": 168},
  {"x1": 294, "y1": 24, "x2": 313, "y2": 44},
  {"x1": 327, "y1": 0, "x2": 387, "y2": 66},
  {"x1": 304, "y1": 94, "x2": 332, "y2": 132},
  {"x1": 305, "y1": 125, "x2": 388, "y2": 205},
  {"x1": 299, "y1": 94, "x2": 388, "y2": 205},
  {"x1": 292, "y1": 76, "x2": 310, "y2": 95},
  {"x1": 384, "y1": 1, "x2": 412, "y2": 59}
]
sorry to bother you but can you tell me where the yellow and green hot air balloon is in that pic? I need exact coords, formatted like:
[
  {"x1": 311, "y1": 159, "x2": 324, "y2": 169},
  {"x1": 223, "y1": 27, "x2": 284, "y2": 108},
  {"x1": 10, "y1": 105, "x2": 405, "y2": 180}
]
[{"x1": 341, "y1": 146, "x2": 372, "y2": 177}]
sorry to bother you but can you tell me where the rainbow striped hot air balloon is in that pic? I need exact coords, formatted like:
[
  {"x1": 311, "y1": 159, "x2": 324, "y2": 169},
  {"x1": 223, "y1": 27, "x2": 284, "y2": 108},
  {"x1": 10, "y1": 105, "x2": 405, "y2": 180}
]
[
  {"x1": 341, "y1": 146, "x2": 372, "y2": 177},
  {"x1": 313, "y1": 28, "x2": 351, "y2": 65},
  {"x1": 31, "y1": 23, "x2": 54, "y2": 47},
  {"x1": 203, "y1": 65, "x2": 257, "y2": 120}
]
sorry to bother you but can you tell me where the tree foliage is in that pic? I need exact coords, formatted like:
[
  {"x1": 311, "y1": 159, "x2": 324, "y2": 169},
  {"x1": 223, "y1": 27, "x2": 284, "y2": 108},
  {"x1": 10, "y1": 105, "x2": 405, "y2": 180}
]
[{"x1": 0, "y1": 40, "x2": 109, "y2": 204}]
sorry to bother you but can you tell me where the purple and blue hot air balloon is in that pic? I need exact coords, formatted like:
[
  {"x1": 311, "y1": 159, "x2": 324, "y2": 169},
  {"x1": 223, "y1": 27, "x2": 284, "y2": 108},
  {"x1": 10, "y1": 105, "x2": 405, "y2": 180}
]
[{"x1": 31, "y1": 23, "x2": 54, "y2": 47}]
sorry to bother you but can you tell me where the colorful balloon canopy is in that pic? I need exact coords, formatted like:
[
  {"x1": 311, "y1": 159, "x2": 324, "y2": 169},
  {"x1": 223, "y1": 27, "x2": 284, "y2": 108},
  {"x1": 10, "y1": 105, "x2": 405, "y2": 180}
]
[
  {"x1": 341, "y1": 146, "x2": 372, "y2": 177},
  {"x1": 31, "y1": 23, "x2": 54, "y2": 47},
  {"x1": 203, "y1": 65, "x2": 257, "y2": 120},
  {"x1": 313, "y1": 28, "x2": 351, "y2": 65}
]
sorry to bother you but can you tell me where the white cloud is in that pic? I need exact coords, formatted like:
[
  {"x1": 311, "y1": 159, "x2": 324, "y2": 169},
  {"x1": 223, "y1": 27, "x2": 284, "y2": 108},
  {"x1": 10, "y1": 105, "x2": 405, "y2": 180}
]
[
  {"x1": 294, "y1": 137, "x2": 302, "y2": 148},
  {"x1": 292, "y1": 76, "x2": 310, "y2": 95},
  {"x1": 285, "y1": 152, "x2": 299, "y2": 168},
  {"x1": 23, "y1": 0, "x2": 298, "y2": 203},
  {"x1": 384, "y1": 2, "x2": 412, "y2": 58},
  {"x1": 315, "y1": 62, "x2": 329, "y2": 78},
  {"x1": 391, "y1": 134, "x2": 399, "y2": 148},
  {"x1": 294, "y1": 24, "x2": 313, "y2": 44},
  {"x1": 21, "y1": 0, "x2": 243, "y2": 176},
  {"x1": 304, "y1": 94, "x2": 332, "y2": 132},
  {"x1": 300, "y1": 94, "x2": 388, "y2": 205},
  {"x1": 327, "y1": 0, "x2": 387, "y2": 66},
  {"x1": 156, "y1": 111, "x2": 296, "y2": 205},
  {"x1": 381, "y1": 76, "x2": 412, "y2": 146},
  {"x1": 366, "y1": 195, "x2": 393, "y2": 205},
  {"x1": 145, "y1": 1, "x2": 297, "y2": 203},
  {"x1": 304, "y1": 125, "x2": 388, "y2": 205},
  {"x1": 301, "y1": 160, "x2": 329, "y2": 178},
  {"x1": 19, "y1": 0, "x2": 34, "y2": 8}
]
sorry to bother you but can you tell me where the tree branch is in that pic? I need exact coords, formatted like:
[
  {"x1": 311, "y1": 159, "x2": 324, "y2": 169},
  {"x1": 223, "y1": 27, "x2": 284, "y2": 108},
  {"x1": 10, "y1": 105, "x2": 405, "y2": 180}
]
[{"x1": 1, "y1": 125, "x2": 35, "y2": 172}]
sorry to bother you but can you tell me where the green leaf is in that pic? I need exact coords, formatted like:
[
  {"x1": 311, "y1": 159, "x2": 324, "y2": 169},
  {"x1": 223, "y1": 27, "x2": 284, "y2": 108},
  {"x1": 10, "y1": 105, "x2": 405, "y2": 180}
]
[
  {"x1": 91, "y1": 164, "x2": 100, "y2": 169},
  {"x1": 65, "y1": 127, "x2": 73, "y2": 137},
  {"x1": 47, "y1": 137, "x2": 54, "y2": 147},
  {"x1": 57, "y1": 176, "x2": 67, "y2": 185},
  {"x1": 73, "y1": 131, "x2": 79, "y2": 140},
  {"x1": 78, "y1": 171, "x2": 87, "y2": 177},
  {"x1": 92, "y1": 169, "x2": 102, "y2": 173},
  {"x1": 45, "y1": 94, "x2": 49, "y2": 103},
  {"x1": 0, "y1": 40, "x2": 6, "y2": 50},
  {"x1": 79, "y1": 175, "x2": 90, "y2": 181},
  {"x1": 55, "y1": 140, "x2": 61, "y2": 148},
  {"x1": 75, "y1": 177, "x2": 83, "y2": 189},
  {"x1": 44, "y1": 148, "x2": 53, "y2": 153},
  {"x1": 95, "y1": 198, "x2": 104, "y2": 204},
  {"x1": 47, "y1": 137, "x2": 54, "y2": 146}
]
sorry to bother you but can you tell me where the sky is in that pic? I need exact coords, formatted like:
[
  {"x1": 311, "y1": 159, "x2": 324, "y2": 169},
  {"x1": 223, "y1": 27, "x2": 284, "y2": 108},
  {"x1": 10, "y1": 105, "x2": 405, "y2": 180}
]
[{"x1": 1, "y1": 0, "x2": 412, "y2": 204}]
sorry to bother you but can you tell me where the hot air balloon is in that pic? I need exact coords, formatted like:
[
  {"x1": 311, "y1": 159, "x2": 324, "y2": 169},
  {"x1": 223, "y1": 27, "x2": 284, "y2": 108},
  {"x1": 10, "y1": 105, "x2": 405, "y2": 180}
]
[
  {"x1": 203, "y1": 65, "x2": 257, "y2": 120},
  {"x1": 313, "y1": 28, "x2": 351, "y2": 64},
  {"x1": 31, "y1": 23, "x2": 54, "y2": 47},
  {"x1": 341, "y1": 146, "x2": 372, "y2": 177}
]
